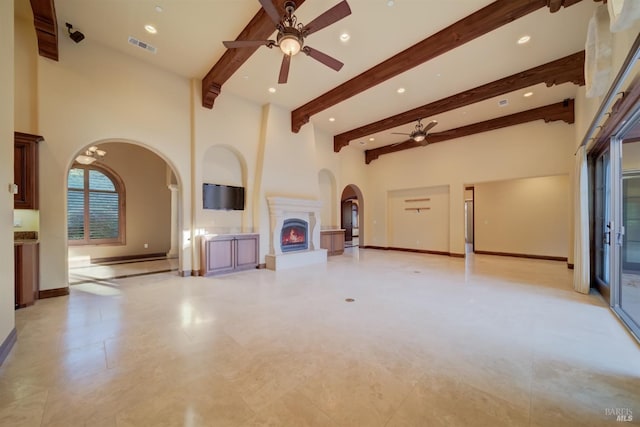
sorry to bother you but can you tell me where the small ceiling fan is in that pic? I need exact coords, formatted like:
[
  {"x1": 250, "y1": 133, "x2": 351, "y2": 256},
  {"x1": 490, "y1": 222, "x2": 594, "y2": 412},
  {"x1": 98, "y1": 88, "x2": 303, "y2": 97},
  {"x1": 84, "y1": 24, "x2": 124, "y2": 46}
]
[
  {"x1": 391, "y1": 119, "x2": 438, "y2": 146},
  {"x1": 223, "y1": 0, "x2": 351, "y2": 84}
]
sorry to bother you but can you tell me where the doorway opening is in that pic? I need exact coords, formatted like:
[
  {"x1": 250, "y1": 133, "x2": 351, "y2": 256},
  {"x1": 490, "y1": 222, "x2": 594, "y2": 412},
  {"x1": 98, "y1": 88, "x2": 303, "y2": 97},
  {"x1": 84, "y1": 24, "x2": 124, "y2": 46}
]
[
  {"x1": 341, "y1": 185, "x2": 364, "y2": 248},
  {"x1": 66, "y1": 141, "x2": 181, "y2": 286},
  {"x1": 464, "y1": 186, "x2": 475, "y2": 254}
]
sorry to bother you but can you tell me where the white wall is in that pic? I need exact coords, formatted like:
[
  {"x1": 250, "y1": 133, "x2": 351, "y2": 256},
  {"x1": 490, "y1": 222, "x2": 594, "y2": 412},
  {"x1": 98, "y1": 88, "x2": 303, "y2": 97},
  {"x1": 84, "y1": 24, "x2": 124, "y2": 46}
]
[
  {"x1": 14, "y1": 17, "x2": 37, "y2": 134},
  {"x1": 68, "y1": 143, "x2": 171, "y2": 262},
  {"x1": 475, "y1": 175, "x2": 570, "y2": 258},
  {"x1": 318, "y1": 169, "x2": 337, "y2": 228},
  {"x1": 364, "y1": 120, "x2": 574, "y2": 255},
  {"x1": 254, "y1": 103, "x2": 320, "y2": 259},
  {"x1": 36, "y1": 36, "x2": 192, "y2": 288},
  {"x1": 1, "y1": 0, "x2": 15, "y2": 350},
  {"x1": 388, "y1": 186, "x2": 450, "y2": 252}
]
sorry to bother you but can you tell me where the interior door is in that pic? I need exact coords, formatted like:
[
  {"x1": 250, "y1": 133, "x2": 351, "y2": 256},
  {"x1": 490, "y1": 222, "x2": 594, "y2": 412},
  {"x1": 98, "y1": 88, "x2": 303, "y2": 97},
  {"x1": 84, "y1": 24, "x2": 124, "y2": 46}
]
[{"x1": 342, "y1": 200, "x2": 353, "y2": 242}]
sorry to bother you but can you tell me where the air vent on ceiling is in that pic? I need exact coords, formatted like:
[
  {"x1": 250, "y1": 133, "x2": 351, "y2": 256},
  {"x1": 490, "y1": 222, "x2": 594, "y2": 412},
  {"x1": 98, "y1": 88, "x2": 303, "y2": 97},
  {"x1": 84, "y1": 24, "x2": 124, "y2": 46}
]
[
  {"x1": 128, "y1": 36, "x2": 157, "y2": 54},
  {"x1": 498, "y1": 99, "x2": 509, "y2": 107}
]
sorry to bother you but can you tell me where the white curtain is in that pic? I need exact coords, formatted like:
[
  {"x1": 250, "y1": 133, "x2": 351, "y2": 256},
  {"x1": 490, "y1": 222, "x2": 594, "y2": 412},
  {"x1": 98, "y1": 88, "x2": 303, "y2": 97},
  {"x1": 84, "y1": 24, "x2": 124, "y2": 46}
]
[
  {"x1": 608, "y1": 0, "x2": 640, "y2": 33},
  {"x1": 585, "y1": 5, "x2": 613, "y2": 98},
  {"x1": 574, "y1": 146, "x2": 590, "y2": 294}
]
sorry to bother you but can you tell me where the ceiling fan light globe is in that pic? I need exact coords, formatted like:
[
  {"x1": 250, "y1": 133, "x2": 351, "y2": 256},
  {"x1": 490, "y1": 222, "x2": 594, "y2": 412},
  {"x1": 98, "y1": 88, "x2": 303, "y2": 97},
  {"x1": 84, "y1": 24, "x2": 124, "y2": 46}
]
[
  {"x1": 76, "y1": 155, "x2": 96, "y2": 165},
  {"x1": 413, "y1": 134, "x2": 426, "y2": 142},
  {"x1": 279, "y1": 35, "x2": 302, "y2": 56}
]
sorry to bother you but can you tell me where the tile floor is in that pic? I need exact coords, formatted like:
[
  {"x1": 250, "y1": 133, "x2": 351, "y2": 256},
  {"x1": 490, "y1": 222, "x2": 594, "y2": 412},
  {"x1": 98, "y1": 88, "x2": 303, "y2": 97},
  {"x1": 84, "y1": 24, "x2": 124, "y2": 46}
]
[
  {"x1": 69, "y1": 258, "x2": 179, "y2": 285},
  {"x1": 1, "y1": 249, "x2": 639, "y2": 426}
]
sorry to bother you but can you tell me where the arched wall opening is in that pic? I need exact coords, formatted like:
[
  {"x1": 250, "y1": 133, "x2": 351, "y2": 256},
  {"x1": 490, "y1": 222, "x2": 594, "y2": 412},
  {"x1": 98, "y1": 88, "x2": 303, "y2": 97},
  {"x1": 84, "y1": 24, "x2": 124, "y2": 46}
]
[
  {"x1": 198, "y1": 144, "x2": 249, "y2": 234},
  {"x1": 341, "y1": 184, "x2": 364, "y2": 247},
  {"x1": 65, "y1": 140, "x2": 183, "y2": 277}
]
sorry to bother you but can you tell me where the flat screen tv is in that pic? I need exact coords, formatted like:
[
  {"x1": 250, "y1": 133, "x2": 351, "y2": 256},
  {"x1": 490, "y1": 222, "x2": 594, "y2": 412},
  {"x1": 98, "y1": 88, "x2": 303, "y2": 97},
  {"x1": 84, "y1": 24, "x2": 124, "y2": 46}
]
[{"x1": 203, "y1": 183, "x2": 245, "y2": 210}]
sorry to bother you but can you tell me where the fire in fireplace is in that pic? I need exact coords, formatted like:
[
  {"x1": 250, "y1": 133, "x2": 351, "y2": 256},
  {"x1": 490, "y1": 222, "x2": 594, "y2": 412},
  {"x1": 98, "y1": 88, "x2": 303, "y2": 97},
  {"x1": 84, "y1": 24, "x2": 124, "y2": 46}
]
[{"x1": 281, "y1": 218, "x2": 309, "y2": 252}]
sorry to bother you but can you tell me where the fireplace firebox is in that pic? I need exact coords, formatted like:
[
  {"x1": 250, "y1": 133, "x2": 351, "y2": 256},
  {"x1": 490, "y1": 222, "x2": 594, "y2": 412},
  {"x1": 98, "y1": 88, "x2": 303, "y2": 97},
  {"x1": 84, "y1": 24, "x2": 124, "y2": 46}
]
[{"x1": 281, "y1": 219, "x2": 308, "y2": 252}]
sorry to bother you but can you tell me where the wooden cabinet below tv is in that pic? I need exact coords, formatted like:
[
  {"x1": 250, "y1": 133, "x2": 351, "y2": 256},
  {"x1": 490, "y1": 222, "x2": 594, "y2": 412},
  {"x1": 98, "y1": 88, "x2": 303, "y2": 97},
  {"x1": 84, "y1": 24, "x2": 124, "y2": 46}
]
[{"x1": 200, "y1": 233, "x2": 259, "y2": 276}]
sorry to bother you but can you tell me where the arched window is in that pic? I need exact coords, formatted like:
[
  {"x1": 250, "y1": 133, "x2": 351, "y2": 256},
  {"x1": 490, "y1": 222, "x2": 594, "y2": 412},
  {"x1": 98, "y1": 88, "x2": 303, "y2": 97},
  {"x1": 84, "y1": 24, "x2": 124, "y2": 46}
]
[{"x1": 67, "y1": 164, "x2": 125, "y2": 245}]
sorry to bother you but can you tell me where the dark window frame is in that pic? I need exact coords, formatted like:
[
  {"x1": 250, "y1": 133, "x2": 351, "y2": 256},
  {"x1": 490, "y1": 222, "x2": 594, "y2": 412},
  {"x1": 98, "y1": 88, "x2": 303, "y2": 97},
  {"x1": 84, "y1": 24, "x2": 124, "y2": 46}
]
[{"x1": 67, "y1": 163, "x2": 126, "y2": 246}]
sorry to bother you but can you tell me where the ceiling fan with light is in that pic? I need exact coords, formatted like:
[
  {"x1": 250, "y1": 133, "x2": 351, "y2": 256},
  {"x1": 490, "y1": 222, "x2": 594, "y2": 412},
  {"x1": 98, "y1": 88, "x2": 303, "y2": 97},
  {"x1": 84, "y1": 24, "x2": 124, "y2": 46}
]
[
  {"x1": 391, "y1": 119, "x2": 438, "y2": 146},
  {"x1": 223, "y1": 0, "x2": 351, "y2": 84}
]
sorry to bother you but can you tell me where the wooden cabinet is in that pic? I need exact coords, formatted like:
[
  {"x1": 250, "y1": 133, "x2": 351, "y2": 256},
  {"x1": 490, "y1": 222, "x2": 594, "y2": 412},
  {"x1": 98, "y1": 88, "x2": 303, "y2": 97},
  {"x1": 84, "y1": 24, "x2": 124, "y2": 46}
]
[
  {"x1": 200, "y1": 233, "x2": 259, "y2": 276},
  {"x1": 321, "y1": 229, "x2": 345, "y2": 256},
  {"x1": 14, "y1": 242, "x2": 39, "y2": 309},
  {"x1": 14, "y1": 132, "x2": 43, "y2": 210}
]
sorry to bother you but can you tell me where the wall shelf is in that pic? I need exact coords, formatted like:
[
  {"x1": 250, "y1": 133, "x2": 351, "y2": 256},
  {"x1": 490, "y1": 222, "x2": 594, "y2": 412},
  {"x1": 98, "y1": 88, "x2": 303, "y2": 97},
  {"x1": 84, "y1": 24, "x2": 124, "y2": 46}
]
[{"x1": 405, "y1": 198, "x2": 430, "y2": 203}]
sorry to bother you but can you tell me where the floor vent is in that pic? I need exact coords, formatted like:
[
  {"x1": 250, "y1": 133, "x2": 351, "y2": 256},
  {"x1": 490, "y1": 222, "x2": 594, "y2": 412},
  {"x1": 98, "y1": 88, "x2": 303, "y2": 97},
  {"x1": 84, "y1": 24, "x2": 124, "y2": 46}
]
[{"x1": 128, "y1": 36, "x2": 157, "y2": 54}]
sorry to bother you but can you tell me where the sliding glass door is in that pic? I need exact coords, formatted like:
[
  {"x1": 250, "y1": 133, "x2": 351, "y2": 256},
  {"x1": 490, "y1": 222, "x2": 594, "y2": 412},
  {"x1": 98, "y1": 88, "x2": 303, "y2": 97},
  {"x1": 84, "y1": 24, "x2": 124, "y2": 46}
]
[
  {"x1": 618, "y1": 138, "x2": 640, "y2": 337},
  {"x1": 594, "y1": 149, "x2": 611, "y2": 293}
]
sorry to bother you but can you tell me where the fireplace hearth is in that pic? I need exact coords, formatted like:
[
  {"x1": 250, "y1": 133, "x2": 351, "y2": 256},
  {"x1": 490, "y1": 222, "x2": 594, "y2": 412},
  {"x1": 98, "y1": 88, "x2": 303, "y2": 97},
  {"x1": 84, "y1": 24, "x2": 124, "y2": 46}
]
[
  {"x1": 281, "y1": 219, "x2": 308, "y2": 252},
  {"x1": 265, "y1": 197, "x2": 327, "y2": 270}
]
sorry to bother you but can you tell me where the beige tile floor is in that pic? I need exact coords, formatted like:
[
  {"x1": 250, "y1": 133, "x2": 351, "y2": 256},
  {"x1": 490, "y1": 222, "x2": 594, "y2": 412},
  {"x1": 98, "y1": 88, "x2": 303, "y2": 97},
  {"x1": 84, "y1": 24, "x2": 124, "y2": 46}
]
[
  {"x1": 2, "y1": 249, "x2": 640, "y2": 426},
  {"x1": 69, "y1": 258, "x2": 179, "y2": 285}
]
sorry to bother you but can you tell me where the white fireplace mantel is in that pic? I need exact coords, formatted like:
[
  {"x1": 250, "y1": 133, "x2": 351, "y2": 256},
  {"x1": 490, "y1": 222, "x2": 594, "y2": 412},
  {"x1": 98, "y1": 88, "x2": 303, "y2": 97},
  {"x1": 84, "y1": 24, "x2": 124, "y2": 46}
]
[{"x1": 265, "y1": 197, "x2": 327, "y2": 270}]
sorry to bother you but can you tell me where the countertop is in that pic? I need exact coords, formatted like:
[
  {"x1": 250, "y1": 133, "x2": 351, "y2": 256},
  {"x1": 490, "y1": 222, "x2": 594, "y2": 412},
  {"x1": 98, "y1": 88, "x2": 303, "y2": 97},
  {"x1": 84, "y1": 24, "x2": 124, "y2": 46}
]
[{"x1": 14, "y1": 239, "x2": 38, "y2": 245}]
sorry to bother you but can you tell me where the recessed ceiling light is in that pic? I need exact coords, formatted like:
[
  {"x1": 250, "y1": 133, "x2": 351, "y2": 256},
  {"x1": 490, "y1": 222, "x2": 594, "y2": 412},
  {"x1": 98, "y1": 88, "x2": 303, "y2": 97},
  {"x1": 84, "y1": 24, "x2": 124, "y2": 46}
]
[
  {"x1": 340, "y1": 33, "x2": 350, "y2": 42},
  {"x1": 517, "y1": 35, "x2": 531, "y2": 45},
  {"x1": 145, "y1": 24, "x2": 157, "y2": 34},
  {"x1": 523, "y1": 91, "x2": 533, "y2": 97},
  {"x1": 387, "y1": 0, "x2": 395, "y2": 6},
  {"x1": 397, "y1": 87, "x2": 406, "y2": 94},
  {"x1": 154, "y1": 5, "x2": 163, "y2": 13},
  {"x1": 369, "y1": 137, "x2": 375, "y2": 141},
  {"x1": 329, "y1": 117, "x2": 335, "y2": 122},
  {"x1": 436, "y1": 73, "x2": 441, "y2": 77},
  {"x1": 268, "y1": 87, "x2": 276, "y2": 93}
]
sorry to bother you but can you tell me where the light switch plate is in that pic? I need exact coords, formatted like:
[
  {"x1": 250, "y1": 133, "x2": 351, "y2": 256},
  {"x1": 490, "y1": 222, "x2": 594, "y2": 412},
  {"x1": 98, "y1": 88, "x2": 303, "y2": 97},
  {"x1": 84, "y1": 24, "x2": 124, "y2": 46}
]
[{"x1": 8, "y1": 183, "x2": 18, "y2": 194}]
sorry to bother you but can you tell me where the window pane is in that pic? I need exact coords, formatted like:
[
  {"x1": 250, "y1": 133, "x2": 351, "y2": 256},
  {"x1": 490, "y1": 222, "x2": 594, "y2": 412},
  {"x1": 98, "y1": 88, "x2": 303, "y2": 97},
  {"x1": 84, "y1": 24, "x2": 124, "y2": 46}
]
[
  {"x1": 67, "y1": 189, "x2": 85, "y2": 240},
  {"x1": 89, "y1": 169, "x2": 116, "y2": 191},
  {"x1": 68, "y1": 169, "x2": 84, "y2": 189},
  {"x1": 89, "y1": 191, "x2": 119, "y2": 239}
]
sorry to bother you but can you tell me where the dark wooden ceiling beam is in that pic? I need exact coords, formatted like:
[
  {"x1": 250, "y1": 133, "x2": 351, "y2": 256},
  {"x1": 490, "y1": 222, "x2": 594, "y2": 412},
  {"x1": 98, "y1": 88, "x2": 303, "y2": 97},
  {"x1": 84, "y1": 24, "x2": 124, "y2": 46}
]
[
  {"x1": 335, "y1": 51, "x2": 585, "y2": 152},
  {"x1": 29, "y1": 0, "x2": 58, "y2": 61},
  {"x1": 202, "y1": 0, "x2": 306, "y2": 108},
  {"x1": 364, "y1": 99, "x2": 575, "y2": 164},
  {"x1": 291, "y1": 0, "x2": 595, "y2": 133}
]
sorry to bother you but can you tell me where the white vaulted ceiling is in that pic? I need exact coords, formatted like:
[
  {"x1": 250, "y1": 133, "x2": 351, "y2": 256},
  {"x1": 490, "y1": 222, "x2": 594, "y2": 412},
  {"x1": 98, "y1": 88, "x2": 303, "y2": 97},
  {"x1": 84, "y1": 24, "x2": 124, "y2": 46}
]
[{"x1": 16, "y1": 0, "x2": 599, "y2": 151}]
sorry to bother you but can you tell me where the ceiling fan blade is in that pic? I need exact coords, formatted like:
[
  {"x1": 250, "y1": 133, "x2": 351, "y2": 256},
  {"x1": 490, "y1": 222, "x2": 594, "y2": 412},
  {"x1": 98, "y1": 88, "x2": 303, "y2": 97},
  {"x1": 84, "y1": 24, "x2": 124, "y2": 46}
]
[
  {"x1": 301, "y1": 0, "x2": 352, "y2": 36},
  {"x1": 259, "y1": 0, "x2": 282, "y2": 26},
  {"x1": 423, "y1": 120, "x2": 438, "y2": 132},
  {"x1": 223, "y1": 40, "x2": 272, "y2": 48},
  {"x1": 278, "y1": 54, "x2": 291, "y2": 84},
  {"x1": 302, "y1": 46, "x2": 344, "y2": 71}
]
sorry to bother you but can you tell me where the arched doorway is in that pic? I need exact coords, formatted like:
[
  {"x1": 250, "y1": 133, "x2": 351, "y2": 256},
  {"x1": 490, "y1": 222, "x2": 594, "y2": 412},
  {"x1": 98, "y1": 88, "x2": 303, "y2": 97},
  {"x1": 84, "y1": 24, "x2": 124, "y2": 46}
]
[
  {"x1": 341, "y1": 184, "x2": 364, "y2": 248},
  {"x1": 66, "y1": 141, "x2": 182, "y2": 285}
]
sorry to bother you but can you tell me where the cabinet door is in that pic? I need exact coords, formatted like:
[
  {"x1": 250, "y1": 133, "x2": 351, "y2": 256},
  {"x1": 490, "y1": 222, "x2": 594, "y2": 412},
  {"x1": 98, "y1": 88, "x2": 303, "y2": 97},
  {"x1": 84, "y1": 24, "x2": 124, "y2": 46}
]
[
  {"x1": 205, "y1": 237, "x2": 235, "y2": 275},
  {"x1": 320, "y1": 233, "x2": 332, "y2": 252},
  {"x1": 235, "y1": 235, "x2": 259, "y2": 270},
  {"x1": 15, "y1": 243, "x2": 37, "y2": 308},
  {"x1": 14, "y1": 133, "x2": 41, "y2": 210}
]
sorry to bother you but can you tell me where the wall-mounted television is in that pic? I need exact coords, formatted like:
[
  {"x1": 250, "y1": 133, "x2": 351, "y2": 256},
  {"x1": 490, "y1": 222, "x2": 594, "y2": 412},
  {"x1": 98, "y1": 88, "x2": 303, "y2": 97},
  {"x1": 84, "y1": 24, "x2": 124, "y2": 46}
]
[{"x1": 203, "y1": 183, "x2": 245, "y2": 210}]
